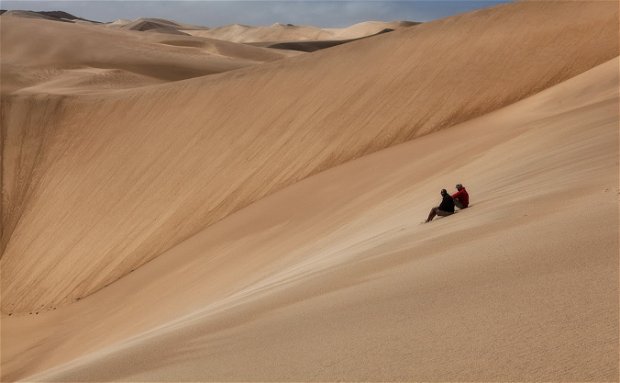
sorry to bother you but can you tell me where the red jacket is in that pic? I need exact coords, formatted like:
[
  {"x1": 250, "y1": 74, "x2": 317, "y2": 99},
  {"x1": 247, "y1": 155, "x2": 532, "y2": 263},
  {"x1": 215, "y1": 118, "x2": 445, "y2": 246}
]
[{"x1": 452, "y1": 188, "x2": 469, "y2": 208}]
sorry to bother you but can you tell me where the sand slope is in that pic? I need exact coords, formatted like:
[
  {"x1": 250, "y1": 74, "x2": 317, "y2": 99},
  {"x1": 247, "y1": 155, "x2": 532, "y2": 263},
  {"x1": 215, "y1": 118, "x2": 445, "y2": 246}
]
[
  {"x1": 1, "y1": 1, "x2": 618, "y2": 316},
  {"x1": 4, "y1": 56, "x2": 618, "y2": 382}
]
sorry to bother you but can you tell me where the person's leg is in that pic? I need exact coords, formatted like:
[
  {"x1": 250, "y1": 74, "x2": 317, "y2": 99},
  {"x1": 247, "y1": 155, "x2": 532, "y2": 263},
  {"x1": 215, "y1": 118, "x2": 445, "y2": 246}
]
[
  {"x1": 426, "y1": 207, "x2": 438, "y2": 222},
  {"x1": 436, "y1": 209, "x2": 454, "y2": 217}
]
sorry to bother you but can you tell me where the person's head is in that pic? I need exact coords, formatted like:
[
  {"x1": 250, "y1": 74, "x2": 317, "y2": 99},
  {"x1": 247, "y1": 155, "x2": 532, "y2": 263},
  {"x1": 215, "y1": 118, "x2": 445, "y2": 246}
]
[
  {"x1": 456, "y1": 183, "x2": 463, "y2": 190},
  {"x1": 441, "y1": 189, "x2": 448, "y2": 196}
]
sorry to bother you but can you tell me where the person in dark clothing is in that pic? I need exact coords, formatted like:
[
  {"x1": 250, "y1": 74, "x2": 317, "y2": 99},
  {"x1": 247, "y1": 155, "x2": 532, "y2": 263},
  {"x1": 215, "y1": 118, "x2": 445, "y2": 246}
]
[
  {"x1": 452, "y1": 183, "x2": 469, "y2": 209},
  {"x1": 426, "y1": 189, "x2": 455, "y2": 222}
]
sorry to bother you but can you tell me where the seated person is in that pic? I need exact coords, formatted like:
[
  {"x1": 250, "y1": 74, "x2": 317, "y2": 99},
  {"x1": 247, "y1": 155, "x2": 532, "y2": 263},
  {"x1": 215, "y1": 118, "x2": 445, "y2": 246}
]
[
  {"x1": 452, "y1": 183, "x2": 469, "y2": 209},
  {"x1": 426, "y1": 189, "x2": 455, "y2": 222}
]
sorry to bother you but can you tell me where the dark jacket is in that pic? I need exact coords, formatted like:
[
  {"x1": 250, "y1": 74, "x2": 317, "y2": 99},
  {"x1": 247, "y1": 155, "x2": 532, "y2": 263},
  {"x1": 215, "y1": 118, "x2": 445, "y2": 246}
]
[{"x1": 439, "y1": 194, "x2": 455, "y2": 213}]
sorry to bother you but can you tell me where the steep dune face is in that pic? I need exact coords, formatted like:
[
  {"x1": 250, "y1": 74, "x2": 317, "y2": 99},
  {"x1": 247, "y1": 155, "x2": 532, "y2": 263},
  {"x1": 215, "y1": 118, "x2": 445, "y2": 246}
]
[
  {"x1": 4, "y1": 57, "x2": 618, "y2": 382},
  {"x1": 1, "y1": 1, "x2": 618, "y2": 315}
]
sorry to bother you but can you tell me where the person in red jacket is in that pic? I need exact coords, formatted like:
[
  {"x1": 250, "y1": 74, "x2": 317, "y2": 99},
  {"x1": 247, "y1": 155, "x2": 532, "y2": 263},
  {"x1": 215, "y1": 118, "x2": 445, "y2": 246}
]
[{"x1": 452, "y1": 183, "x2": 469, "y2": 209}]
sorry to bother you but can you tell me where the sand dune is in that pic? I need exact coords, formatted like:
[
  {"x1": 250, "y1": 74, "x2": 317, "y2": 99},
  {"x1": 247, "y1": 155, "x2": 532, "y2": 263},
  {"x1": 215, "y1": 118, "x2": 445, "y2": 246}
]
[
  {"x1": 3, "y1": 55, "x2": 617, "y2": 381},
  {"x1": 1, "y1": 10, "x2": 62, "y2": 21},
  {"x1": 1, "y1": 1, "x2": 617, "y2": 318},
  {"x1": 0, "y1": 15, "x2": 293, "y2": 94},
  {"x1": 182, "y1": 20, "x2": 416, "y2": 44},
  {"x1": 0, "y1": 10, "x2": 99, "y2": 23},
  {"x1": 325, "y1": 20, "x2": 419, "y2": 39},
  {"x1": 108, "y1": 18, "x2": 132, "y2": 26},
  {"x1": 184, "y1": 23, "x2": 333, "y2": 43},
  {"x1": 249, "y1": 28, "x2": 397, "y2": 52},
  {"x1": 111, "y1": 17, "x2": 209, "y2": 35},
  {"x1": 120, "y1": 19, "x2": 191, "y2": 35}
]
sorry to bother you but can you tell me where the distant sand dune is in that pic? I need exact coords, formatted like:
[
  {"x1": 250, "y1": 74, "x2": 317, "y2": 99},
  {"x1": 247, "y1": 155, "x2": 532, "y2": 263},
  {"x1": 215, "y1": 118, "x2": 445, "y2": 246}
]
[
  {"x1": 1, "y1": 0, "x2": 618, "y2": 322},
  {"x1": 121, "y1": 19, "x2": 191, "y2": 35},
  {"x1": 326, "y1": 20, "x2": 419, "y2": 40},
  {"x1": 0, "y1": 9, "x2": 100, "y2": 23},
  {"x1": 0, "y1": 15, "x2": 294, "y2": 94},
  {"x1": 112, "y1": 17, "x2": 209, "y2": 35},
  {"x1": 250, "y1": 28, "x2": 396, "y2": 52},
  {"x1": 184, "y1": 22, "x2": 332, "y2": 43},
  {"x1": 183, "y1": 20, "x2": 417, "y2": 44}
]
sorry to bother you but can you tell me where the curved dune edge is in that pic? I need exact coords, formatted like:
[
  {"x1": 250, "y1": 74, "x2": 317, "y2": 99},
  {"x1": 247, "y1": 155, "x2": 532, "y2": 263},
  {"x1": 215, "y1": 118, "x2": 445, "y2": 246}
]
[
  {"x1": 1, "y1": 1, "x2": 618, "y2": 314},
  {"x1": 4, "y1": 57, "x2": 618, "y2": 382}
]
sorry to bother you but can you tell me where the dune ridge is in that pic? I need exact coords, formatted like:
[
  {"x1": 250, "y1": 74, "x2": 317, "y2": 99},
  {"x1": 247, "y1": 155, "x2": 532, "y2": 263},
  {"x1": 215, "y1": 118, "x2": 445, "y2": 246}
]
[
  {"x1": 1, "y1": 1, "x2": 618, "y2": 316},
  {"x1": 4, "y1": 55, "x2": 618, "y2": 382}
]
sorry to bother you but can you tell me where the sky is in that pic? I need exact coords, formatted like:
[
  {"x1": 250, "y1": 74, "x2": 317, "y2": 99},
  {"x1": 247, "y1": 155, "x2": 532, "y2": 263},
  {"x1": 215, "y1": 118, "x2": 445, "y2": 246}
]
[{"x1": 1, "y1": 1, "x2": 512, "y2": 27}]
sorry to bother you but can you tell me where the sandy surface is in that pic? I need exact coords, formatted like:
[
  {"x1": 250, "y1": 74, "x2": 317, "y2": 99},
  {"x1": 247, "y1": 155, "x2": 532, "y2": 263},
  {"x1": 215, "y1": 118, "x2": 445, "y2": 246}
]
[
  {"x1": 0, "y1": 14, "x2": 296, "y2": 94},
  {"x1": 2, "y1": 1, "x2": 617, "y2": 317},
  {"x1": 5, "y1": 54, "x2": 618, "y2": 383},
  {"x1": 1, "y1": 1, "x2": 619, "y2": 381},
  {"x1": 183, "y1": 20, "x2": 417, "y2": 44}
]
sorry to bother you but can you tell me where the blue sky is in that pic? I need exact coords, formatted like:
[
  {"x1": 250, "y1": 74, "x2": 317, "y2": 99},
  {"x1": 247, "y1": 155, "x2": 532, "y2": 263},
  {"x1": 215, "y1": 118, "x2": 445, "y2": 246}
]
[{"x1": 2, "y1": 1, "x2": 512, "y2": 27}]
